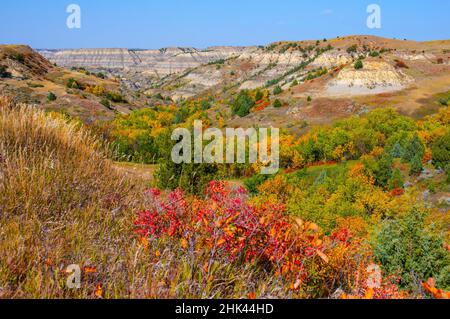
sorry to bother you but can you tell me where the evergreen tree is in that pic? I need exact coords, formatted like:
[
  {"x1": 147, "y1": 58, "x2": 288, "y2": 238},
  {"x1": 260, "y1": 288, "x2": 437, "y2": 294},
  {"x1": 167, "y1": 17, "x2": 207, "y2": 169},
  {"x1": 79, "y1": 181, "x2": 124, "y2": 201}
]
[
  {"x1": 390, "y1": 142, "x2": 404, "y2": 158},
  {"x1": 410, "y1": 154, "x2": 423, "y2": 176},
  {"x1": 388, "y1": 168, "x2": 404, "y2": 190},
  {"x1": 374, "y1": 153, "x2": 393, "y2": 188},
  {"x1": 403, "y1": 134, "x2": 424, "y2": 163}
]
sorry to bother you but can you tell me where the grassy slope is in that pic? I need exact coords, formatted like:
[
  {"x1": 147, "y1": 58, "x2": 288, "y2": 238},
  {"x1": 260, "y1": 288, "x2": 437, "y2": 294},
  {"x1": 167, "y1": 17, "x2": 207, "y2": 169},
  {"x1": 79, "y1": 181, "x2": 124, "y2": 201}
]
[{"x1": 0, "y1": 96, "x2": 149, "y2": 298}]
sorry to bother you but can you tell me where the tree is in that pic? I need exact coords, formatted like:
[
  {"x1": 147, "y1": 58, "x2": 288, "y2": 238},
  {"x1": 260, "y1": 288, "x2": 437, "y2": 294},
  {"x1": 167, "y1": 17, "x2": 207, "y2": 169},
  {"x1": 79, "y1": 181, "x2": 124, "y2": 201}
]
[
  {"x1": 273, "y1": 85, "x2": 283, "y2": 95},
  {"x1": 354, "y1": 60, "x2": 364, "y2": 70},
  {"x1": 410, "y1": 154, "x2": 423, "y2": 176},
  {"x1": 432, "y1": 132, "x2": 450, "y2": 169},
  {"x1": 389, "y1": 142, "x2": 404, "y2": 158},
  {"x1": 307, "y1": 96, "x2": 312, "y2": 102},
  {"x1": 373, "y1": 209, "x2": 449, "y2": 291},
  {"x1": 155, "y1": 129, "x2": 221, "y2": 194},
  {"x1": 314, "y1": 170, "x2": 327, "y2": 186},
  {"x1": 373, "y1": 153, "x2": 393, "y2": 188},
  {"x1": 273, "y1": 99, "x2": 282, "y2": 108},
  {"x1": 47, "y1": 92, "x2": 57, "y2": 102},
  {"x1": 402, "y1": 134, "x2": 425, "y2": 163},
  {"x1": 231, "y1": 90, "x2": 255, "y2": 117},
  {"x1": 255, "y1": 90, "x2": 264, "y2": 101},
  {"x1": 388, "y1": 168, "x2": 404, "y2": 190}
]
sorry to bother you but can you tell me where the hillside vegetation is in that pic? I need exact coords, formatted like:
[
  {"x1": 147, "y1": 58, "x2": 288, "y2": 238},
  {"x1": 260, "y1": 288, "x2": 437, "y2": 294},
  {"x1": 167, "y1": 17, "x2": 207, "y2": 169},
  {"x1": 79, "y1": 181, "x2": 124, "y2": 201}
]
[{"x1": 0, "y1": 96, "x2": 448, "y2": 298}]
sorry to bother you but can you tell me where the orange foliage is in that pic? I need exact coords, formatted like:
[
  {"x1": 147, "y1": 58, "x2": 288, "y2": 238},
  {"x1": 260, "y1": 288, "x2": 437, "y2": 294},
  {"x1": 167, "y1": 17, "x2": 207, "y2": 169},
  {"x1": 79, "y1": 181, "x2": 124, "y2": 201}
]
[{"x1": 422, "y1": 278, "x2": 450, "y2": 299}]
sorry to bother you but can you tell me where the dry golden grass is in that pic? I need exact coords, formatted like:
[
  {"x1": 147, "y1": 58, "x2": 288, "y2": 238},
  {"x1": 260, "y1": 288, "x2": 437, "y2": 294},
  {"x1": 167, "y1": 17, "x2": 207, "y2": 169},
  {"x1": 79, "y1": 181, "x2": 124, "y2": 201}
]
[
  {"x1": 0, "y1": 96, "x2": 290, "y2": 299},
  {"x1": 0, "y1": 96, "x2": 148, "y2": 298}
]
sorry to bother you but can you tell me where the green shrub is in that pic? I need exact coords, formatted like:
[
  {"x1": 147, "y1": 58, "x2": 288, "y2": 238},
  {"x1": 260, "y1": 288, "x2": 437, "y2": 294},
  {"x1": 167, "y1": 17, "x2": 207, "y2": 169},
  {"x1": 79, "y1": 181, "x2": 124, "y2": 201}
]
[
  {"x1": 100, "y1": 98, "x2": 112, "y2": 109},
  {"x1": 354, "y1": 60, "x2": 364, "y2": 70},
  {"x1": 373, "y1": 209, "x2": 449, "y2": 291},
  {"x1": 231, "y1": 90, "x2": 255, "y2": 117},
  {"x1": 66, "y1": 78, "x2": 81, "y2": 89},
  {"x1": 11, "y1": 53, "x2": 25, "y2": 63},
  {"x1": 432, "y1": 132, "x2": 450, "y2": 169},
  {"x1": 402, "y1": 134, "x2": 425, "y2": 164},
  {"x1": 106, "y1": 91, "x2": 126, "y2": 103},
  {"x1": 388, "y1": 168, "x2": 404, "y2": 190},
  {"x1": 255, "y1": 90, "x2": 264, "y2": 101},
  {"x1": 273, "y1": 85, "x2": 283, "y2": 95},
  {"x1": 244, "y1": 174, "x2": 270, "y2": 195},
  {"x1": 273, "y1": 99, "x2": 282, "y2": 108},
  {"x1": 0, "y1": 65, "x2": 11, "y2": 78},
  {"x1": 347, "y1": 45, "x2": 358, "y2": 54},
  {"x1": 47, "y1": 92, "x2": 57, "y2": 102},
  {"x1": 201, "y1": 100, "x2": 211, "y2": 110},
  {"x1": 410, "y1": 154, "x2": 423, "y2": 176}
]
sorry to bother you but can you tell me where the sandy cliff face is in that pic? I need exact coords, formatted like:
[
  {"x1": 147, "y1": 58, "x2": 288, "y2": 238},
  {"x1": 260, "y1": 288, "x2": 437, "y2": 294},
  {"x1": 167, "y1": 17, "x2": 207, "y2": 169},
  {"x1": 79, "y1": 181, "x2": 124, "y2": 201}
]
[
  {"x1": 40, "y1": 47, "x2": 255, "y2": 76},
  {"x1": 326, "y1": 60, "x2": 414, "y2": 96},
  {"x1": 311, "y1": 50, "x2": 352, "y2": 68}
]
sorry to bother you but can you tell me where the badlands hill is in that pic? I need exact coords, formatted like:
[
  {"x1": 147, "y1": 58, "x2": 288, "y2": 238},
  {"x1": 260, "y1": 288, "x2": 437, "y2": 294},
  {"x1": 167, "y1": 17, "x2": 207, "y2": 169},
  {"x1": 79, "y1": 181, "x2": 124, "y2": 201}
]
[
  {"x1": 1, "y1": 36, "x2": 450, "y2": 128},
  {"x1": 0, "y1": 45, "x2": 147, "y2": 122}
]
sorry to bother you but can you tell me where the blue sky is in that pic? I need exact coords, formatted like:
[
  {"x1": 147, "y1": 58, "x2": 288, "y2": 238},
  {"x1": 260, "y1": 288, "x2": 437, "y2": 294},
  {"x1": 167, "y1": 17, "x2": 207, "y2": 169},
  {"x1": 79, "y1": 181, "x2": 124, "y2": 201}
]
[{"x1": 0, "y1": 0, "x2": 449, "y2": 49}]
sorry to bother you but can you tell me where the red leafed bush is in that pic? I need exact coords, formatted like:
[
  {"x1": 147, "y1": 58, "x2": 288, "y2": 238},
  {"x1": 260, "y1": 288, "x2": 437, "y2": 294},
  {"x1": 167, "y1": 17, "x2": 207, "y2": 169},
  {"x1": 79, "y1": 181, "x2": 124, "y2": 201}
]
[
  {"x1": 135, "y1": 181, "x2": 311, "y2": 274},
  {"x1": 394, "y1": 59, "x2": 408, "y2": 68},
  {"x1": 390, "y1": 188, "x2": 405, "y2": 197},
  {"x1": 134, "y1": 181, "x2": 406, "y2": 298}
]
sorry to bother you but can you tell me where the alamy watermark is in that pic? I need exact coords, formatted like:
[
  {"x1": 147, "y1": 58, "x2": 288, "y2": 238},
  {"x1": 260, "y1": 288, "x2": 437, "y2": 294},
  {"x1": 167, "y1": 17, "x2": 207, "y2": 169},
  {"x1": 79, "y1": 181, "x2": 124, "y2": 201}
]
[
  {"x1": 367, "y1": 4, "x2": 381, "y2": 29},
  {"x1": 66, "y1": 4, "x2": 81, "y2": 29},
  {"x1": 171, "y1": 121, "x2": 280, "y2": 175}
]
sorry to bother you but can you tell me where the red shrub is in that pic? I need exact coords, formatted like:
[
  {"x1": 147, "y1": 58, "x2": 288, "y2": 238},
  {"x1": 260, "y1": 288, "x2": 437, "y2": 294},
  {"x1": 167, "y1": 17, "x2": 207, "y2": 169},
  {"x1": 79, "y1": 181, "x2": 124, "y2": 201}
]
[{"x1": 134, "y1": 181, "x2": 406, "y2": 297}]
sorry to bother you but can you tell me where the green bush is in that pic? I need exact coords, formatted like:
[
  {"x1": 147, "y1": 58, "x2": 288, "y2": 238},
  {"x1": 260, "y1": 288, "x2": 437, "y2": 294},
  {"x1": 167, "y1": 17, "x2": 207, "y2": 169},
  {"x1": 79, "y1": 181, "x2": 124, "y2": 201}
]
[
  {"x1": 373, "y1": 209, "x2": 449, "y2": 291},
  {"x1": 432, "y1": 132, "x2": 450, "y2": 169},
  {"x1": 244, "y1": 174, "x2": 270, "y2": 195},
  {"x1": 273, "y1": 85, "x2": 283, "y2": 95},
  {"x1": 255, "y1": 90, "x2": 264, "y2": 101},
  {"x1": 66, "y1": 78, "x2": 81, "y2": 89},
  {"x1": 354, "y1": 60, "x2": 364, "y2": 70},
  {"x1": 47, "y1": 92, "x2": 57, "y2": 102},
  {"x1": 388, "y1": 168, "x2": 404, "y2": 190},
  {"x1": 201, "y1": 100, "x2": 211, "y2": 110},
  {"x1": 410, "y1": 154, "x2": 423, "y2": 176},
  {"x1": 100, "y1": 98, "x2": 112, "y2": 110},
  {"x1": 402, "y1": 134, "x2": 425, "y2": 165},
  {"x1": 273, "y1": 99, "x2": 282, "y2": 108},
  {"x1": 0, "y1": 65, "x2": 11, "y2": 78},
  {"x1": 231, "y1": 90, "x2": 255, "y2": 117},
  {"x1": 106, "y1": 91, "x2": 126, "y2": 103},
  {"x1": 11, "y1": 53, "x2": 25, "y2": 63},
  {"x1": 156, "y1": 130, "x2": 220, "y2": 194},
  {"x1": 347, "y1": 45, "x2": 358, "y2": 54}
]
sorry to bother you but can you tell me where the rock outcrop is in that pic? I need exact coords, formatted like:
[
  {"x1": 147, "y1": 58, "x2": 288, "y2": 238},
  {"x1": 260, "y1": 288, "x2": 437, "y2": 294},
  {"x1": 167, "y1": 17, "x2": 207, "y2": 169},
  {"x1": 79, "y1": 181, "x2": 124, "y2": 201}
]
[
  {"x1": 326, "y1": 60, "x2": 414, "y2": 96},
  {"x1": 39, "y1": 47, "x2": 255, "y2": 76}
]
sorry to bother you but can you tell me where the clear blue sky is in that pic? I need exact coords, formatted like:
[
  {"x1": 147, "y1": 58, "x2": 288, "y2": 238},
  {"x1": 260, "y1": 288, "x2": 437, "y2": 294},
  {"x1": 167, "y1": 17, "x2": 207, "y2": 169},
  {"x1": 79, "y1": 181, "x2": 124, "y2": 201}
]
[{"x1": 1, "y1": 0, "x2": 449, "y2": 49}]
